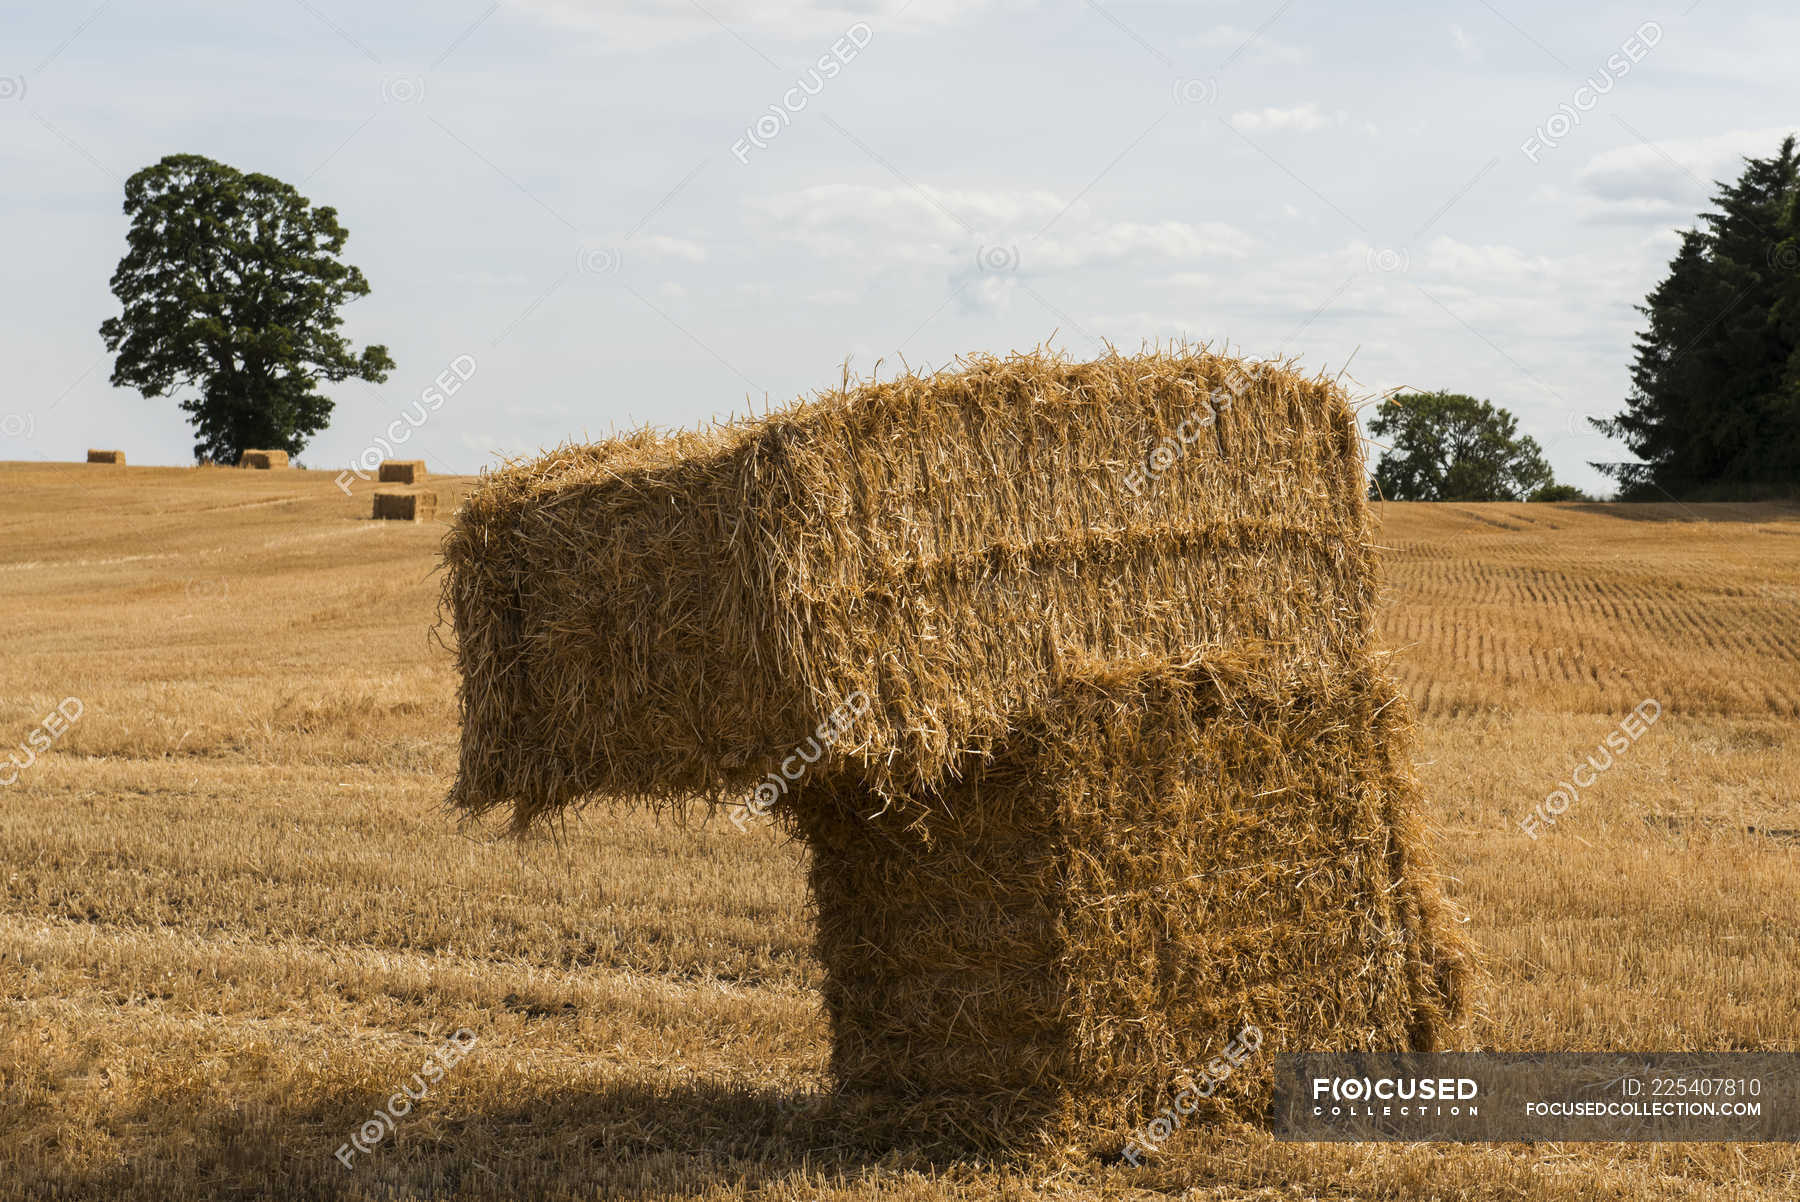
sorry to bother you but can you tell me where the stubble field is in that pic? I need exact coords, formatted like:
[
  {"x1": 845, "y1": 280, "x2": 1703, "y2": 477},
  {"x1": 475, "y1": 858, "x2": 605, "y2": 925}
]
[{"x1": 2, "y1": 460, "x2": 1797, "y2": 1200}]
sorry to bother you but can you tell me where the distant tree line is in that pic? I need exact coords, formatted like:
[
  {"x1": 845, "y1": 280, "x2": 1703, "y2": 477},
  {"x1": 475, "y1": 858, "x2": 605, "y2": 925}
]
[{"x1": 91, "y1": 138, "x2": 1797, "y2": 493}]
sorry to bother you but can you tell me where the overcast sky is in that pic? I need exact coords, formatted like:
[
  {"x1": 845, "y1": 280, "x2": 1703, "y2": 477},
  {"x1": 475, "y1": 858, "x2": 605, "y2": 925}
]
[{"x1": 4, "y1": 0, "x2": 1795, "y2": 492}]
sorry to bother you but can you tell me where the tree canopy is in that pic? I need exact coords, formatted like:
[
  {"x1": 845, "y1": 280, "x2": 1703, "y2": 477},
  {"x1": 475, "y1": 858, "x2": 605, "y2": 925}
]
[
  {"x1": 1594, "y1": 134, "x2": 1800, "y2": 498},
  {"x1": 1368, "y1": 391, "x2": 1561, "y2": 501},
  {"x1": 99, "y1": 154, "x2": 393, "y2": 464}
]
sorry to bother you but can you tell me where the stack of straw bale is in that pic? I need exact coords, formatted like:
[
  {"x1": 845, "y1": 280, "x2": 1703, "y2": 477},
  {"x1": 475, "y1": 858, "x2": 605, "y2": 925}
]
[
  {"x1": 373, "y1": 488, "x2": 438, "y2": 521},
  {"x1": 441, "y1": 345, "x2": 1471, "y2": 1151},
  {"x1": 379, "y1": 459, "x2": 427, "y2": 484},
  {"x1": 239, "y1": 449, "x2": 290, "y2": 469}
]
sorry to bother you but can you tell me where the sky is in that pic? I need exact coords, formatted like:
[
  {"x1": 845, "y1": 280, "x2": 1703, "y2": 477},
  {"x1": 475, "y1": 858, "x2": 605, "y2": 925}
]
[{"x1": 3, "y1": 0, "x2": 1796, "y2": 494}]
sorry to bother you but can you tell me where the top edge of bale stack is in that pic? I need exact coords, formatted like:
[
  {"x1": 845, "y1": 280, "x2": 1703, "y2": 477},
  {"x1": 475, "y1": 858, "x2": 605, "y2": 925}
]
[
  {"x1": 240, "y1": 449, "x2": 290, "y2": 469},
  {"x1": 443, "y1": 343, "x2": 1376, "y2": 833},
  {"x1": 379, "y1": 459, "x2": 427, "y2": 484},
  {"x1": 86, "y1": 449, "x2": 125, "y2": 464}
]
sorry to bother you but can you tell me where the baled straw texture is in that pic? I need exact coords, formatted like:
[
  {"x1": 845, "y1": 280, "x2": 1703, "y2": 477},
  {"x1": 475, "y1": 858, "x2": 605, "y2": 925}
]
[
  {"x1": 443, "y1": 346, "x2": 1373, "y2": 832},
  {"x1": 86, "y1": 449, "x2": 125, "y2": 464},
  {"x1": 789, "y1": 647, "x2": 1471, "y2": 1152},
  {"x1": 379, "y1": 460, "x2": 427, "y2": 484},
  {"x1": 373, "y1": 488, "x2": 438, "y2": 521},
  {"x1": 240, "y1": 449, "x2": 290, "y2": 469},
  {"x1": 441, "y1": 344, "x2": 1473, "y2": 1149}
]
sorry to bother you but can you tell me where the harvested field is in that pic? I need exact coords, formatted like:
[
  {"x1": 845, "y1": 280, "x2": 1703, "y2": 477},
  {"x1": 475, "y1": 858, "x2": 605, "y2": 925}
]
[{"x1": 0, "y1": 459, "x2": 1796, "y2": 1200}]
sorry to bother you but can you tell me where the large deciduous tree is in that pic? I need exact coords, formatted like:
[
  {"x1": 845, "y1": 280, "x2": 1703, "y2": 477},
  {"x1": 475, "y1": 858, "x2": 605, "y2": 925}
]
[
  {"x1": 99, "y1": 154, "x2": 394, "y2": 464},
  {"x1": 1368, "y1": 391, "x2": 1558, "y2": 501},
  {"x1": 1594, "y1": 134, "x2": 1800, "y2": 498}
]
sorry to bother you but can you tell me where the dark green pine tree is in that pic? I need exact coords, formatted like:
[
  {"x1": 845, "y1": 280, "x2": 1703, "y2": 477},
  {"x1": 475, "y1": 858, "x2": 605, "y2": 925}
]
[
  {"x1": 1767, "y1": 181, "x2": 1800, "y2": 478},
  {"x1": 99, "y1": 154, "x2": 395, "y2": 465},
  {"x1": 1595, "y1": 135, "x2": 1800, "y2": 498}
]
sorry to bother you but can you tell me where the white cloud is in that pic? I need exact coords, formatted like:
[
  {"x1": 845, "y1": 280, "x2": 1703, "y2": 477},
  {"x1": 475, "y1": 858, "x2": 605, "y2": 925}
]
[
  {"x1": 1135, "y1": 236, "x2": 1652, "y2": 366},
  {"x1": 503, "y1": 0, "x2": 1033, "y2": 45},
  {"x1": 1529, "y1": 183, "x2": 1682, "y2": 227},
  {"x1": 960, "y1": 273, "x2": 1019, "y2": 316},
  {"x1": 1183, "y1": 25, "x2": 1310, "y2": 66},
  {"x1": 1450, "y1": 24, "x2": 1477, "y2": 58},
  {"x1": 751, "y1": 185, "x2": 1254, "y2": 276},
  {"x1": 1576, "y1": 127, "x2": 1796, "y2": 214},
  {"x1": 637, "y1": 234, "x2": 707, "y2": 262},
  {"x1": 1420, "y1": 236, "x2": 1564, "y2": 283},
  {"x1": 1063, "y1": 220, "x2": 1255, "y2": 267},
  {"x1": 459, "y1": 430, "x2": 540, "y2": 458},
  {"x1": 1229, "y1": 103, "x2": 1345, "y2": 132}
]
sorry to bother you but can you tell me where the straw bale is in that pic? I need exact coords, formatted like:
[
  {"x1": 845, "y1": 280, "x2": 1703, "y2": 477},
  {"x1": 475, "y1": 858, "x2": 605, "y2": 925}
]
[
  {"x1": 788, "y1": 648, "x2": 1470, "y2": 1151},
  {"x1": 443, "y1": 346, "x2": 1375, "y2": 831},
  {"x1": 379, "y1": 459, "x2": 427, "y2": 484},
  {"x1": 440, "y1": 345, "x2": 1474, "y2": 1149},
  {"x1": 373, "y1": 488, "x2": 438, "y2": 521},
  {"x1": 86, "y1": 449, "x2": 125, "y2": 464},
  {"x1": 240, "y1": 449, "x2": 290, "y2": 469}
]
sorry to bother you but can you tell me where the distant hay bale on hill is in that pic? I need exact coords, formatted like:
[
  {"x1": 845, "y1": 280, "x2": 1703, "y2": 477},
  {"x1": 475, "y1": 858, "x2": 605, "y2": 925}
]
[
  {"x1": 373, "y1": 488, "x2": 437, "y2": 521},
  {"x1": 441, "y1": 344, "x2": 1472, "y2": 1150},
  {"x1": 240, "y1": 450, "x2": 289, "y2": 469},
  {"x1": 378, "y1": 459, "x2": 427, "y2": 484},
  {"x1": 86, "y1": 449, "x2": 125, "y2": 464}
]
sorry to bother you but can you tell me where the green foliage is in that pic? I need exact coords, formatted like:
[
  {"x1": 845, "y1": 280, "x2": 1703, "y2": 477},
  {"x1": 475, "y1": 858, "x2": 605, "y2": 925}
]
[
  {"x1": 1595, "y1": 134, "x2": 1800, "y2": 499},
  {"x1": 1368, "y1": 391, "x2": 1557, "y2": 501},
  {"x1": 99, "y1": 154, "x2": 394, "y2": 464},
  {"x1": 1528, "y1": 483, "x2": 1592, "y2": 502}
]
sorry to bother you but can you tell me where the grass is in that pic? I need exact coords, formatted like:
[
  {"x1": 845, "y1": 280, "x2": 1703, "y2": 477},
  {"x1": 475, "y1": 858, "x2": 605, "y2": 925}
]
[{"x1": 1, "y1": 460, "x2": 1796, "y2": 1200}]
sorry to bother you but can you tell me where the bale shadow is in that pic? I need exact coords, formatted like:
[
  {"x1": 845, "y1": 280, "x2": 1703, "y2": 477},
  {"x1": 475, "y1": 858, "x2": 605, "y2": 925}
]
[
  {"x1": 20, "y1": 1077, "x2": 1002, "y2": 1201},
  {"x1": 1560, "y1": 500, "x2": 1800, "y2": 524}
]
